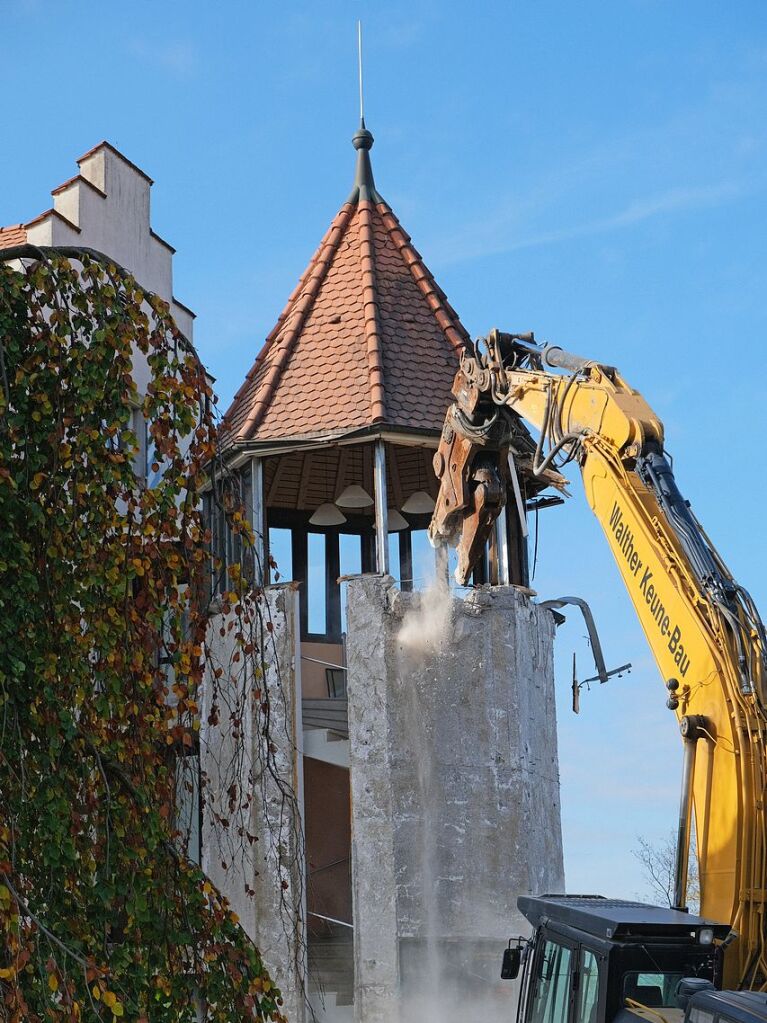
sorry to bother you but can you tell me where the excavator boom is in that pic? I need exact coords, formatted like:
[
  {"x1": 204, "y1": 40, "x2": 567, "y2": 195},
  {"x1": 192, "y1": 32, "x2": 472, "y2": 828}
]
[{"x1": 429, "y1": 330, "x2": 767, "y2": 988}]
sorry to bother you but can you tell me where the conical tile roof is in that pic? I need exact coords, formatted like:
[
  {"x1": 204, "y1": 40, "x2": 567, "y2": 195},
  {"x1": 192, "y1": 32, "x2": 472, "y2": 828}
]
[{"x1": 222, "y1": 121, "x2": 470, "y2": 447}]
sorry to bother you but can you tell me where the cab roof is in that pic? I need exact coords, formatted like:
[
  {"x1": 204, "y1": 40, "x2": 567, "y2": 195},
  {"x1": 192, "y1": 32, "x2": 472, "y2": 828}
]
[
  {"x1": 691, "y1": 990, "x2": 767, "y2": 1023},
  {"x1": 518, "y1": 895, "x2": 731, "y2": 942}
]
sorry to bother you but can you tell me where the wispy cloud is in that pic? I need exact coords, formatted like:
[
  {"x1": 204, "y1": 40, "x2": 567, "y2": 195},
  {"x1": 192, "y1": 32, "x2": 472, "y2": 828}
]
[
  {"x1": 420, "y1": 63, "x2": 767, "y2": 268},
  {"x1": 128, "y1": 38, "x2": 197, "y2": 77},
  {"x1": 519, "y1": 180, "x2": 742, "y2": 248},
  {"x1": 434, "y1": 179, "x2": 746, "y2": 266}
]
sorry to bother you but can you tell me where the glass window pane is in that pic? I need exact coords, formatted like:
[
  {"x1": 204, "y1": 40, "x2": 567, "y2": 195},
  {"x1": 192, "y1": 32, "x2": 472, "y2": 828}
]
[
  {"x1": 308, "y1": 532, "x2": 327, "y2": 635},
  {"x1": 268, "y1": 528, "x2": 292, "y2": 583},
  {"x1": 410, "y1": 529, "x2": 436, "y2": 591},
  {"x1": 175, "y1": 753, "x2": 200, "y2": 864},
  {"x1": 240, "y1": 465, "x2": 252, "y2": 523},
  {"x1": 202, "y1": 492, "x2": 214, "y2": 595},
  {"x1": 577, "y1": 950, "x2": 599, "y2": 1023},
  {"x1": 145, "y1": 420, "x2": 166, "y2": 489},
  {"x1": 689, "y1": 1010, "x2": 715, "y2": 1023},
  {"x1": 227, "y1": 481, "x2": 242, "y2": 584},
  {"x1": 339, "y1": 534, "x2": 362, "y2": 577},
  {"x1": 623, "y1": 972, "x2": 684, "y2": 1009},
  {"x1": 131, "y1": 409, "x2": 146, "y2": 480},
  {"x1": 212, "y1": 496, "x2": 227, "y2": 596},
  {"x1": 339, "y1": 534, "x2": 362, "y2": 634},
  {"x1": 529, "y1": 941, "x2": 572, "y2": 1023},
  {"x1": 388, "y1": 532, "x2": 400, "y2": 586},
  {"x1": 239, "y1": 467, "x2": 253, "y2": 580},
  {"x1": 326, "y1": 667, "x2": 346, "y2": 699}
]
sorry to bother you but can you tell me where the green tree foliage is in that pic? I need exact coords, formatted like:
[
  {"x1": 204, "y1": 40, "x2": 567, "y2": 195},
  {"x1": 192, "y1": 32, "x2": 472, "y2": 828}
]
[{"x1": 0, "y1": 252, "x2": 283, "y2": 1021}]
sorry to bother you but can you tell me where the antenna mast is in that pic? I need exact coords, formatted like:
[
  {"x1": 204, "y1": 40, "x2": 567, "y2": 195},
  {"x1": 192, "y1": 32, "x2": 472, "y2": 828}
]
[{"x1": 357, "y1": 20, "x2": 365, "y2": 123}]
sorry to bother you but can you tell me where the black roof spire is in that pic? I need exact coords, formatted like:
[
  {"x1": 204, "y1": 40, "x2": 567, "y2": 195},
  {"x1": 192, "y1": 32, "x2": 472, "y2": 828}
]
[{"x1": 349, "y1": 117, "x2": 383, "y2": 204}]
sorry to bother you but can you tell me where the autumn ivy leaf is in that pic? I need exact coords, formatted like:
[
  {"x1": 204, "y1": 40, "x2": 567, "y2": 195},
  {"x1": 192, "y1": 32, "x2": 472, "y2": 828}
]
[{"x1": 0, "y1": 254, "x2": 284, "y2": 1023}]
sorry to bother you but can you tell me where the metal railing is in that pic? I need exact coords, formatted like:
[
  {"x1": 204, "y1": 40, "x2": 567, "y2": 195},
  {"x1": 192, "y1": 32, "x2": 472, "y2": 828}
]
[{"x1": 308, "y1": 911, "x2": 353, "y2": 931}]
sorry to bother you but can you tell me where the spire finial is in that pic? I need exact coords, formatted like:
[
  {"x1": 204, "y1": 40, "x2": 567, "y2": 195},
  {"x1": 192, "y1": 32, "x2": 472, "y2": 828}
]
[{"x1": 348, "y1": 21, "x2": 381, "y2": 203}]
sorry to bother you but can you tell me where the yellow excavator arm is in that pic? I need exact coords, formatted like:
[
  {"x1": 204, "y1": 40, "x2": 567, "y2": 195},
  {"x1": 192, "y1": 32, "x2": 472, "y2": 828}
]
[{"x1": 429, "y1": 330, "x2": 767, "y2": 988}]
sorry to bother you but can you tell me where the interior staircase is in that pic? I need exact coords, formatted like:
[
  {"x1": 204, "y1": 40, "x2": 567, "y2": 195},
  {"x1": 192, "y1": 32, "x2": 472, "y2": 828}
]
[{"x1": 307, "y1": 924, "x2": 354, "y2": 1022}]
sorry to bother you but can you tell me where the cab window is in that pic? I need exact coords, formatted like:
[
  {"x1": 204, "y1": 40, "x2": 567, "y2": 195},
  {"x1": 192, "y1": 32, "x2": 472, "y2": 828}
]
[
  {"x1": 530, "y1": 940, "x2": 573, "y2": 1023},
  {"x1": 577, "y1": 950, "x2": 600, "y2": 1023},
  {"x1": 622, "y1": 971, "x2": 683, "y2": 1008},
  {"x1": 688, "y1": 1010, "x2": 715, "y2": 1023}
]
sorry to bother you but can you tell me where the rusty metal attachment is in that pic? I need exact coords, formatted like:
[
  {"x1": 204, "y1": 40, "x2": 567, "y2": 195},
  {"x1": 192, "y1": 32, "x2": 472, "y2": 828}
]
[{"x1": 428, "y1": 336, "x2": 567, "y2": 584}]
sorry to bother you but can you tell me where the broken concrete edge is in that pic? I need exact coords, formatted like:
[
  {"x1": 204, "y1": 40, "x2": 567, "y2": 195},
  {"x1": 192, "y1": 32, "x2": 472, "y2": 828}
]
[
  {"x1": 337, "y1": 571, "x2": 542, "y2": 610},
  {"x1": 341, "y1": 574, "x2": 547, "y2": 623}
]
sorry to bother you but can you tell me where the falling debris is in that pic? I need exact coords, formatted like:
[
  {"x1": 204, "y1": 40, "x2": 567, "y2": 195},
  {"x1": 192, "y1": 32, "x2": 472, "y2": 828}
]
[{"x1": 397, "y1": 576, "x2": 453, "y2": 657}]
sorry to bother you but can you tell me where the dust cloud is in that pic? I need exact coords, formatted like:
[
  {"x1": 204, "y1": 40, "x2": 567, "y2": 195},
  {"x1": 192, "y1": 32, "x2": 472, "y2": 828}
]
[
  {"x1": 397, "y1": 576, "x2": 453, "y2": 657},
  {"x1": 395, "y1": 575, "x2": 516, "y2": 1023}
]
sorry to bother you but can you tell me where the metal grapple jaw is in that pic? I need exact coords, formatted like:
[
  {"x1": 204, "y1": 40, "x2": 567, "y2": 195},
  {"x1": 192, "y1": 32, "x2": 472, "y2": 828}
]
[{"x1": 428, "y1": 403, "x2": 507, "y2": 585}]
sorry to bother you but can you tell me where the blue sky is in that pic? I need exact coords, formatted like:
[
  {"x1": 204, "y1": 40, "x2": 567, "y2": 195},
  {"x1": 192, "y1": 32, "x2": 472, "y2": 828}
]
[{"x1": 4, "y1": 0, "x2": 767, "y2": 903}]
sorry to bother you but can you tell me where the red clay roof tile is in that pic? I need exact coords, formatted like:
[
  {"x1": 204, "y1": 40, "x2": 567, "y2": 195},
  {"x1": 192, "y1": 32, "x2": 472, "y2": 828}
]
[
  {"x1": 222, "y1": 126, "x2": 469, "y2": 446},
  {"x1": 0, "y1": 224, "x2": 27, "y2": 248}
]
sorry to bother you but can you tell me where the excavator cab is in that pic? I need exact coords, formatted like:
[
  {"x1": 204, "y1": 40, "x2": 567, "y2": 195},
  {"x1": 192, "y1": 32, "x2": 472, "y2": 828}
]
[{"x1": 507, "y1": 896, "x2": 731, "y2": 1023}]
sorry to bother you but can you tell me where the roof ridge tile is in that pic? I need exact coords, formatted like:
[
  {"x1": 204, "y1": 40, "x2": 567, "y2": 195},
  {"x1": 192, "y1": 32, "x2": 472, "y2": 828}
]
[
  {"x1": 357, "y1": 200, "x2": 386, "y2": 422},
  {"x1": 234, "y1": 202, "x2": 357, "y2": 440},
  {"x1": 223, "y1": 205, "x2": 355, "y2": 423},
  {"x1": 376, "y1": 201, "x2": 468, "y2": 352}
]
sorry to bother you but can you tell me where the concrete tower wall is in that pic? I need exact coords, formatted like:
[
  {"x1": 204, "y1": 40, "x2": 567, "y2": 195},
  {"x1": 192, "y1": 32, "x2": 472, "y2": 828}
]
[
  {"x1": 201, "y1": 584, "x2": 306, "y2": 1023},
  {"x1": 345, "y1": 575, "x2": 564, "y2": 1023}
]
